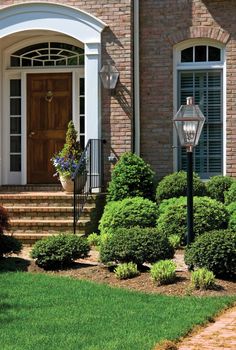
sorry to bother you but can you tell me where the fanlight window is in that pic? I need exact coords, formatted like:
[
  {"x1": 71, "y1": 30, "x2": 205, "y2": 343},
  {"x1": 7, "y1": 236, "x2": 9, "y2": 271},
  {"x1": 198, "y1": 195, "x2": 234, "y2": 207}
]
[
  {"x1": 181, "y1": 45, "x2": 221, "y2": 63},
  {"x1": 10, "y1": 42, "x2": 84, "y2": 67}
]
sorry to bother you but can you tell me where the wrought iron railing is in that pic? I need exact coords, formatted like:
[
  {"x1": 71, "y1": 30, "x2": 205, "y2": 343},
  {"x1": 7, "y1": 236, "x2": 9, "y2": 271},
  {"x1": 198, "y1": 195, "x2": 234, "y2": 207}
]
[{"x1": 71, "y1": 139, "x2": 105, "y2": 234}]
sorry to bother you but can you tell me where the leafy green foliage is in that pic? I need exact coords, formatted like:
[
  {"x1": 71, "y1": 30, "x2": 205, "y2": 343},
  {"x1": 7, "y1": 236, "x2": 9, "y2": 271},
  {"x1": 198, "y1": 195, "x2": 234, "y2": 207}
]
[
  {"x1": 114, "y1": 262, "x2": 140, "y2": 279},
  {"x1": 31, "y1": 234, "x2": 89, "y2": 269},
  {"x1": 100, "y1": 227, "x2": 174, "y2": 265},
  {"x1": 157, "y1": 196, "x2": 229, "y2": 243},
  {"x1": 228, "y1": 211, "x2": 236, "y2": 230},
  {"x1": 224, "y1": 182, "x2": 236, "y2": 205},
  {"x1": 226, "y1": 201, "x2": 236, "y2": 215},
  {"x1": 87, "y1": 232, "x2": 101, "y2": 247},
  {"x1": 184, "y1": 230, "x2": 236, "y2": 277},
  {"x1": 150, "y1": 260, "x2": 176, "y2": 285},
  {"x1": 157, "y1": 196, "x2": 186, "y2": 216},
  {"x1": 168, "y1": 234, "x2": 181, "y2": 250},
  {"x1": 206, "y1": 175, "x2": 234, "y2": 203},
  {"x1": 156, "y1": 171, "x2": 206, "y2": 203},
  {"x1": 107, "y1": 152, "x2": 155, "y2": 201},
  {"x1": 99, "y1": 197, "x2": 158, "y2": 235},
  {"x1": 191, "y1": 268, "x2": 216, "y2": 290},
  {"x1": 60, "y1": 120, "x2": 82, "y2": 159},
  {"x1": 0, "y1": 205, "x2": 22, "y2": 258}
]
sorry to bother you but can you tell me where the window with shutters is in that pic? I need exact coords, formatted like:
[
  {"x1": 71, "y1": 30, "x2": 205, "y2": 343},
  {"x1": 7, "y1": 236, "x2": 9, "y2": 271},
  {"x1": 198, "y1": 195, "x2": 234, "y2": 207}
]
[{"x1": 175, "y1": 43, "x2": 224, "y2": 179}]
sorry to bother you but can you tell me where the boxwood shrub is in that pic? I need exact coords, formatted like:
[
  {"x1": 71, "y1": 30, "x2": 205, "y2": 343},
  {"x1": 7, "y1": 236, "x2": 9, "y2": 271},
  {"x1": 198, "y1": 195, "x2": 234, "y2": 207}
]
[
  {"x1": 106, "y1": 152, "x2": 155, "y2": 202},
  {"x1": 100, "y1": 227, "x2": 174, "y2": 265},
  {"x1": 99, "y1": 197, "x2": 158, "y2": 235},
  {"x1": 156, "y1": 196, "x2": 229, "y2": 243},
  {"x1": 156, "y1": 171, "x2": 205, "y2": 203},
  {"x1": 184, "y1": 230, "x2": 236, "y2": 277},
  {"x1": 224, "y1": 182, "x2": 236, "y2": 205},
  {"x1": 206, "y1": 175, "x2": 234, "y2": 203},
  {"x1": 31, "y1": 234, "x2": 90, "y2": 269}
]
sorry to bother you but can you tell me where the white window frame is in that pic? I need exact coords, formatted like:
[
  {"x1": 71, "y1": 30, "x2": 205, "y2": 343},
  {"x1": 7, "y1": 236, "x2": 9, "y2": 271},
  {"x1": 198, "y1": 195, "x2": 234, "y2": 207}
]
[{"x1": 173, "y1": 39, "x2": 226, "y2": 177}]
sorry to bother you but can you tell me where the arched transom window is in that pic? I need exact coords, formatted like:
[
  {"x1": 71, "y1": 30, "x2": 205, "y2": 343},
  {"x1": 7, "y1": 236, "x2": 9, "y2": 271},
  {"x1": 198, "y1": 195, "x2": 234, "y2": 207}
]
[
  {"x1": 175, "y1": 43, "x2": 224, "y2": 179},
  {"x1": 10, "y1": 42, "x2": 84, "y2": 67}
]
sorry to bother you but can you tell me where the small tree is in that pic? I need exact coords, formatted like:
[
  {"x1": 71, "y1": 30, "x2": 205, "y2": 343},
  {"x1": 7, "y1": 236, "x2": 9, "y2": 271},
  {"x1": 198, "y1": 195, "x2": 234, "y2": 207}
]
[{"x1": 60, "y1": 120, "x2": 82, "y2": 159}]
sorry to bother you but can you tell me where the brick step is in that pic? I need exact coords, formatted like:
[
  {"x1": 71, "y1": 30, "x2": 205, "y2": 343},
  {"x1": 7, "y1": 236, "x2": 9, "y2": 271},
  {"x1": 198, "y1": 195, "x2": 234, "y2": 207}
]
[
  {"x1": 10, "y1": 219, "x2": 89, "y2": 230},
  {"x1": 6, "y1": 232, "x2": 84, "y2": 245},
  {"x1": 0, "y1": 184, "x2": 62, "y2": 192}
]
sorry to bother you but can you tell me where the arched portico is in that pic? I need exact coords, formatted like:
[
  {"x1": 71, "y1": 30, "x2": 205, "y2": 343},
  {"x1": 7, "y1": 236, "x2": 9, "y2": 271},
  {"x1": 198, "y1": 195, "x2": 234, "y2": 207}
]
[{"x1": 0, "y1": 3, "x2": 106, "y2": 185}]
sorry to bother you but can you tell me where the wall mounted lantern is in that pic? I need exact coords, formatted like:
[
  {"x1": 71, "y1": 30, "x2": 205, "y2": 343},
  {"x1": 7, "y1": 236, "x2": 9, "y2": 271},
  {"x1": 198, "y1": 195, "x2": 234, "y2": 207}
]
[
  {"x1": 173, "y1": 97, "x2": 205, "y2": 245},
  {"x1": 99, "y1": 60, "x2": 119, "y2": 90}
]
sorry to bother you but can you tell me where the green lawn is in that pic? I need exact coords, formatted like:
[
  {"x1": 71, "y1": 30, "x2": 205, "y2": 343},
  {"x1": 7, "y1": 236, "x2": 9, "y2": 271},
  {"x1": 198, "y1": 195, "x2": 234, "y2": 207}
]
[{"x1": 0, "y1": 272, "x2": 235, "y2": 350}]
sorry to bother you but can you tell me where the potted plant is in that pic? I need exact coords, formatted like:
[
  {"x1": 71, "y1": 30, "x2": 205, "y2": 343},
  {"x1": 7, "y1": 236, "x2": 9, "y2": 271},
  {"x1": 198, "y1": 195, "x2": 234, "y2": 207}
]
[{"x1": 51, "y1": 121, "x2": 82, "y2": 192}]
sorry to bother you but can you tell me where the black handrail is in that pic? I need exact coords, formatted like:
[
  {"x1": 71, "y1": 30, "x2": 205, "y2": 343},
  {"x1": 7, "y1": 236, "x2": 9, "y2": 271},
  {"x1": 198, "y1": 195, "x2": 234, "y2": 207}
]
[{"x1": 71, "y1": 139, "x2": 105, "y2": 234}]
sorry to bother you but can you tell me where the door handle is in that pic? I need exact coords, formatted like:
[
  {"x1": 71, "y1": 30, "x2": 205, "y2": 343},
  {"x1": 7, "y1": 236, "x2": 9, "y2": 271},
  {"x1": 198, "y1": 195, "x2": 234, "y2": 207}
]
[{"x1": 29, "y1": 131, "x2": 36, "y2": 138}]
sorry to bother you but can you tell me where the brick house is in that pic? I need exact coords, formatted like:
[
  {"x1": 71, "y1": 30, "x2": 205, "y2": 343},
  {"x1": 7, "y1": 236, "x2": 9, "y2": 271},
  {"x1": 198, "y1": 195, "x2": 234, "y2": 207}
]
[{"x1": 0, "y1": 0, "x2": 234, "y2": 186}]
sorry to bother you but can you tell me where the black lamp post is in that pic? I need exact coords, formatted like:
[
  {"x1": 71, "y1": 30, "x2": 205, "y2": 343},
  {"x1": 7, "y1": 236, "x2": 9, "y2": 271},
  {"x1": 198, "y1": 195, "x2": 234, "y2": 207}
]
[{"x1": 173, "y1": 97, "x2": 205, "y2": 245}]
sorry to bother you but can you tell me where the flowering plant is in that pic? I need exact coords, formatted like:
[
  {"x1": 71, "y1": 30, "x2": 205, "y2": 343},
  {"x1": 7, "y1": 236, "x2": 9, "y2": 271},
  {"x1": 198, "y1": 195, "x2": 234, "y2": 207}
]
[{"x1": 51, "y1": 121, "x2": 82, "y2": 179}]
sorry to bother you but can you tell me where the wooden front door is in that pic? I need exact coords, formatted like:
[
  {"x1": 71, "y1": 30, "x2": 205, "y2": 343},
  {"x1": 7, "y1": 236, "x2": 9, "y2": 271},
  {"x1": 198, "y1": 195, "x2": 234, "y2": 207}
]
[{"x1": 27, "y1": 73, "x2": 72, "y2": 183}]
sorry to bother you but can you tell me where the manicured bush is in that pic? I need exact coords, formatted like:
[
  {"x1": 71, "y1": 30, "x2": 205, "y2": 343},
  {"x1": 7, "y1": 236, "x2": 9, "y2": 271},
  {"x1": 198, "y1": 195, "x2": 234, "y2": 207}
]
[
  {"x1": 100, "y1": 227, "x2": 174, "y2": 265},
  {"x1": 157, "y1": 196, "x2": 228, "y2": 243},
  {"x1": 206, "y1": 175, "x2": 234, "y2": 203},
  {"x1": 226, "y1": 201, "x2": 236, "y2": 215},
  {"x1": 114, "y1": 262, "x2": 140, "y2": 280},
  {"x1": 168, "y1": 234, "x2": 181, "y2": 250},
  {"x1": 99, "y1": 197, "x2": 158, "y2": 235},
  {"x1": 228, "y1": 212, "x2": 236, "y2": 230},
  {"x1": 106, "y1": 152, "x2": 155, "y2": 202},
  {"x1": 31, "y1": 234, "x2": 90, "y2": 269},
  {"x1": 157, "y1": 196, "x2": 186, "y2": 216},
  {"x1": 191, "y1": 268, "x2": 216, "y2": 290},
  {"x1": 184, "y1": 230, "x2": 236, "y2": 277},
  {"x1": 87, "y1": 233, "x2": 101, "y2": 247},
  {"x1": 150, "y1": 260, "x2": 176, "y2": 285},
  {"x1": 0, "y1": 205, "x2": 22, "y2": 258},
  {"x1": 224, "y1": 182, "x2": 236, "y2": 205},
  {"x1": 156, "y1": 171, "x2": 205, "y2": 203}
]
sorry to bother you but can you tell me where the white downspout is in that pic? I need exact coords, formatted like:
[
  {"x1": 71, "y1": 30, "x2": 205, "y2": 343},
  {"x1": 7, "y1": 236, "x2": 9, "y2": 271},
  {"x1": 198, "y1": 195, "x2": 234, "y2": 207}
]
[{"x1": 134, "y1": 0, "x2": 140, "y2": 155}]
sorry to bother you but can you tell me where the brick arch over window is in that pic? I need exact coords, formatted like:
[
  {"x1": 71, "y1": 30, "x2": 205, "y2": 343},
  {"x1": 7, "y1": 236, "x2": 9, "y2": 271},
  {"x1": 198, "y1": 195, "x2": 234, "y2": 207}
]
[{"x1": 167, "y1": 26, "x2": 230, "y2": 46}]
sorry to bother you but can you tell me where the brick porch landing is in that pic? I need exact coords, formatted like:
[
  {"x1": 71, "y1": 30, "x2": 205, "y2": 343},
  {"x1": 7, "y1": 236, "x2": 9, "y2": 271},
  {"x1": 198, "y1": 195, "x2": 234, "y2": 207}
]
[{"x1": 0, "y1": 185, "x2": 105, "y2": 244}]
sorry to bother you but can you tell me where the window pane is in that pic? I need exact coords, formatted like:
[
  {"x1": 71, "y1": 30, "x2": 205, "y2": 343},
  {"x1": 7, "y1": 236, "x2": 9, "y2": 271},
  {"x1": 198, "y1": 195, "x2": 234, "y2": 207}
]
[
  {"x1": 10, "y1": 56, "x2": 20, "y2": 67},
  {"x1": 10, "y1": 155, "x2": 21, "y2": 172},
  {"x1": 208, "y1": 46, "x2": 221, "y2": 61},
  {"x1": 80, "y1": 135, "x2": 85, "y2": 150},
  {"x1": 10, "y1": 118, "x2": 21, "y2": 134},
  {"x1": 10, "y1": 80, "x2": 21, "y2": 97},
  {"x1": 80, "y1": 98, "x2": 85, "y2": 114},
  {"x1": 80, "y1": 78, "x2": 85, "y2": 95},
  {"x1": 80, "y1": 116, "x2": 85, "y2": 134},
  {"x1": 10, "y1": 98, "x2": 21, "y2": 115},
  {"x1": 195, "y1": 46, "x2": 207, "y2": 62},
  {"x1": 10, "y1": 136, "x2": 21, "y2": 153},
  {"x1": 181, "y1": 47, "x2": 193, "y2": 62}
]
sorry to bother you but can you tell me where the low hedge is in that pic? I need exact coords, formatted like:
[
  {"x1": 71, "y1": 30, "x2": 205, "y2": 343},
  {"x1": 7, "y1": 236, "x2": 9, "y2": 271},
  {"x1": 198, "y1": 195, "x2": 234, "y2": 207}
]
[
  {"x1": 31, "y1": 234, "x2": 90, "y2": 269},
  {"x1": 100, "y1": 227, "x2": 174, "y2": 265},
  {"x1": 156, "y1": 196, "x2": 229, "y2": 243},
  {"x1": 224, "y1": 182, "x2": 236, "y2": 205},
  {"x1": 206, "y1": 175, "x2": 234, "y2": 203},
  {"x1": 156, "y1": 171, "x2": 206, "y2": 203},
  {"x1": 184, "y1": 230, "x2": 236, "y2": 277},
  {"x1": 99, "y1": 197, "x2": 158, "y2": 235}
]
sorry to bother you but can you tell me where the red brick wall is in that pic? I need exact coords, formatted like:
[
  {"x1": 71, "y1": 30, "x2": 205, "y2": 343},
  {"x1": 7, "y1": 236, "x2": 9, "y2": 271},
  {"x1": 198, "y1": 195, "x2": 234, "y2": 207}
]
[
  {"x1": 139, "y1": 0, "x2": 235, "y2": 179},
  {"x1": 0, "y1": 0, "x2": 134, "y2": 184}
]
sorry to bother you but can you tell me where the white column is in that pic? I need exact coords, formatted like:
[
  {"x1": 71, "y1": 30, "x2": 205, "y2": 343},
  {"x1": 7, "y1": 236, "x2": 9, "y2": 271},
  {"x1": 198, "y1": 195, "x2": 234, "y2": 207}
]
[{"x1": 85, "y1": 42, "x2": 101, "y2": 143}]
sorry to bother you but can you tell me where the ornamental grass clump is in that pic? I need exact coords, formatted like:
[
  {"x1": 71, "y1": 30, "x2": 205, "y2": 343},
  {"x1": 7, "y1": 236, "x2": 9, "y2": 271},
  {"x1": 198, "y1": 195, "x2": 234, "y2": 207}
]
[
  {"x1": 150, "y1": 260, "x2": 176, "y2": 285},
  {"x1": 106, "y1": 152, "x2": 155, "y2": 201},
  {"x1": 114, "y1": 262, "x2": 140, "y2": 280},
  {"x1": 191, "y1": 268, "x2": 216, "y2": 290}
]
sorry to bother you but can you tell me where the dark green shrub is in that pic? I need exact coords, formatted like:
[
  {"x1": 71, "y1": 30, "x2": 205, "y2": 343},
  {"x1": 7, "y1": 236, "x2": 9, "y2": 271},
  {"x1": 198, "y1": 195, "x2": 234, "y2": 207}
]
[
  {"x1": 31, "y1": 234, "x2": 90, "y2": 269},
  {"x1": 226, "y1": 202, "x2": 236, "y2": 215},
  {"x1": 206, "y1": 175, "x2": 234, "y2": 203},
  {"x1": 114, "y1": 262, "x2": 140, "y2": 279},
  {"x1": 191, "y1": 268, "x2": 216, "y2": 290},
  {"x1": 107, "y1": 152, "x2": 155, "y2": 201},
  {"x1": 184, "y1": 230, "x2": 236, "y2": 277},
  {"x1": 224, "y1": 182, "x2": 236, "y2": 205},
  {"x1": 156, "y1": 171, "x2": 205, "y2": 203},
  {"x1": 0, "y1": 205, "x2": 22, "y2": 258},
  {"x1": 228, "y1": 212, "x2": 236, "y2": 230},
  {"x1": 157, "y1": 196, "x2": 228, "y2": 243},
  {"x1": 157, "y1": 196, "x2": 186, "y2": 216},
  {"x1": 99, "y1": 197, "x2": 158, "y2": 235},
  {"x1": 150, "y1": 260, "x2": 176, "y2": 285},
  {"x1": 100, "y1": 227, "x2": 174, "y2": 265}
]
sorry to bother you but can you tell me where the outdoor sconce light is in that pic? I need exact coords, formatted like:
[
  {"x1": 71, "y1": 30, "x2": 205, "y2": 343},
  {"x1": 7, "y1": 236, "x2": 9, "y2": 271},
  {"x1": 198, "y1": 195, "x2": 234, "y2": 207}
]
[
  {"x1": 173, "y1": 97, "x2": 205, "y2": 245},
  {"x1": 99, "y1": 60, "x2": 119, "y2": 91}
]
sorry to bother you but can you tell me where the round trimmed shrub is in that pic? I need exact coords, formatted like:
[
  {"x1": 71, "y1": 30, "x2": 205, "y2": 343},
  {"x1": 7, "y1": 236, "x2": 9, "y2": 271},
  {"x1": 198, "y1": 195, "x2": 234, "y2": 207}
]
[
  {"x1": 156, "y1": 196, "x2": 229, "y2": 243},
  {"x1": 206, "y1": 175, "x2": 234, "y2": 203},
  {"x1": 156, "y1": 171, "x2": 206, "y2": 203},
  {"x1": 0, "y1": 235, "x2": 22, "y2": 258},
  {"x1": 224, "y1": 182, "x2": 236, "y2": 205},
  {"x1": 226, "y1": 201, "x2": 236, "y2": 215},
  {"x1": 100, "y1": 227, "x2": 174, "y2": 265},
  {"x1": 106, "y1": 152, "x2": 155, "y2": 202},
  {"x1": 157, "y1": 196, "x2": 186, "y2": 216},
  {"x1": 99, "y1": 197, "x2": 158, "y2": 235},
  {"x1": 31, "y1": 234, "x2": 90, "y2": 269},
  {"x1": 184, "y1": 230, "x2": 236, "y2": 277}
]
